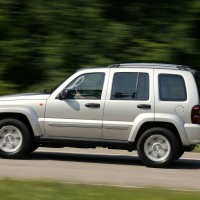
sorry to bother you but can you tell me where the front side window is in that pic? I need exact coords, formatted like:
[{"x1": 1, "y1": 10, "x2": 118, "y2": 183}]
[
  {"x1": 66, "y1": 73, "x2": 105, "y2": 99},
  {"x1": 111, "y1": 72, "x2": 149, "y2": 100},
  {"x1": 159, "y1": 74, "x2": 187, "y2": 101}
]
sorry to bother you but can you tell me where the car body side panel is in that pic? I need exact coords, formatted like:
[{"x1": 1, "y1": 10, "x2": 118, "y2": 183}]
[
  {"x1": 128, "y1": 113, "x2": 154, "y2": 142},
  {"x1": 184, "y1": 124, "x2": 200, "y2": 144},
  {"x1": 153, "y1": 69, "x2": 199, "y2": 146},
  {"x1": 102, "y1": 68, "x2": 154, "y2": 141},
  {"x1": 44, "y1": 68, "x2": 110, "y2": 138},
  {"x1": 154, "y1": 70, "x2": 199, "y2": 124},
  {"x1": 154, "y1": 113, "x2": 190, "y2": 145}
]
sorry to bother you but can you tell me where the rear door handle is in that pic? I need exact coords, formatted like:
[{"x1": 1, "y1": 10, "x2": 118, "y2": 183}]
[
  {"x1": 85, "y1": 103, "x2": 100, "y2": 108},
  {"x1": 137, "y1": 104, "x2": 151, "y2": 109}
]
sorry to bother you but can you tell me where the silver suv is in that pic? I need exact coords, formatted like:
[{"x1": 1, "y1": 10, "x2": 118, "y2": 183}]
[{"x1": 0, "y1": 63, "x2": 200, "y2": 167}]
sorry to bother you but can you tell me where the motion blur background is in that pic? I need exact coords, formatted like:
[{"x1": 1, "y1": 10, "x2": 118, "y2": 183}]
[{"x1": 0, "y1": 0, "x2": 200, "y2": 95}]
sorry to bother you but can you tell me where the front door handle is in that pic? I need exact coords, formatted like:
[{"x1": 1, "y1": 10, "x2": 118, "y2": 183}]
[
  {"x1": 137, "y1": 104, "x2": 151, "y2": 109},
  {"x1": 85, "y1": 103, "x2": 100, "y2": 108}
]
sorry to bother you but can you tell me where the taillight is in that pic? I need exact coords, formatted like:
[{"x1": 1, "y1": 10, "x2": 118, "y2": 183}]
[{"x1": 191, "y1": 105, "x2": 200, "y2": 124}]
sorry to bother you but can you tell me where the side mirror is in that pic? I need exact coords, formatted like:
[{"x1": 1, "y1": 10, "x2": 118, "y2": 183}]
[{"x1": 58, "y1": 89, "x2": 69, "y2": 100}]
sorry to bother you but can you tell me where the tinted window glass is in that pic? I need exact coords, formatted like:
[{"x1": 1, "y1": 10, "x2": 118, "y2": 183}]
[
  {"x1": 111, "y1": 72, "x2": 149, "y2": 100},
  {"x1": 137, "y1": 73, "x2": 149, "y2": 100},
  {"x1": 66, "y1": 73, "x2": 105, "y2": 99},
  {"x1": 159, "y1": 74, "x2": 187, "y2": 101},
  {"x1": 194, "y1": 73, "x2": 200, "y2": 96}
]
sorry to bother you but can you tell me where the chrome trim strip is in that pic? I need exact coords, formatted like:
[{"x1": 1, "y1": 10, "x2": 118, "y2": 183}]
[
  {"x1": 48, "y1": 122, "x2": 102, "y2": 129},
  {"x1": 103, "y1": 125, "x2": 129, "y2": 130},
  {"x1": 103, "y1": 121, "x2": 132, "y2": 130},
  {"x1": 39, "y1": 118, "x2": 102, "y2": 129},
  {"x1": 39, "y1": 118, "x2": 132, "y2": 130}
]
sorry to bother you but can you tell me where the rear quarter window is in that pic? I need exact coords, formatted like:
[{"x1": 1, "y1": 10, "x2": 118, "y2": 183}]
[{"x1": 159, "y1": 74, "x2": 187, "y2": 101}]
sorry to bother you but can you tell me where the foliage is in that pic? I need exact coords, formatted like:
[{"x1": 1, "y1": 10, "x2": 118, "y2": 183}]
[
  {"x1": 194, "y1": 145, "x2": 200, "y2": 153},
  {"x1": 0, "y1": 0, "x2": 200, "y2": 92}
]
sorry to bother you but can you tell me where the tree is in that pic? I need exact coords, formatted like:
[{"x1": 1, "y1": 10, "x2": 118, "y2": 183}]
[{"x1": 0, "y1": 0, "x2": 200, "y2": 93}]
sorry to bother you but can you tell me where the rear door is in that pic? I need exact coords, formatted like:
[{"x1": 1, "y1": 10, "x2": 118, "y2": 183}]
[{"x1": 102, "y1": 68, "x2": 154, "y2": 141}]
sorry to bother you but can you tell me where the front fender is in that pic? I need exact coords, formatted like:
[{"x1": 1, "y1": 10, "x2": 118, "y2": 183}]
[{"x1": 0, "y1": 105, "x2": 43, "y2": 136}]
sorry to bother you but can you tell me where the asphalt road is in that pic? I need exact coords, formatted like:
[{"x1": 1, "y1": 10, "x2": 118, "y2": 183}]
[{"x1": 0, "y1": 147, "x2": 200, "y2": 190}]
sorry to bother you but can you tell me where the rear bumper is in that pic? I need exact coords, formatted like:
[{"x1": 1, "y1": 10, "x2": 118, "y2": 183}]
[{"x1": 185, "y1": 124, "x2": 200, "y2": 144}]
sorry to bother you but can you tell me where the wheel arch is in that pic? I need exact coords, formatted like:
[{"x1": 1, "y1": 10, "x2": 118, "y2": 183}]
[
  {"x1": 0, "y1": 113, "x2": 34, "y2": 138},
  {"x1": 0, "y1": 106, "x2": 43, "y2": 137},
  {"x1": 129, "y1": 113, "x2": 190, "y2": 146},
  {"x1": 134, "y1": 122, "x2": 182, "y2": 147}
]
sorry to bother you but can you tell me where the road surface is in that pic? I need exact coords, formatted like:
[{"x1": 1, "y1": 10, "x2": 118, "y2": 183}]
[{"x1": 0, "y1": 147, "x2": 200, "y2": 190}]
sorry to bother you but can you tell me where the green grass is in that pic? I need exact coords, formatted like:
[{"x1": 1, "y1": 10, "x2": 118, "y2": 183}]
[
  {"x1": 0, "y1": 179, "x2": 200, "y2": 200},
  {"x1": 194, "y1": 145, "x2": 200, "y2": 152}
]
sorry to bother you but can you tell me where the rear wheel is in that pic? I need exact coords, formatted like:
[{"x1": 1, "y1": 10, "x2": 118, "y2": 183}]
[
  {"x1": 0, "y1": 118, "x2": 32, "y2": 158},
  {"x1": 137, "y1": 128, "x2": 180, "y2": 168}
]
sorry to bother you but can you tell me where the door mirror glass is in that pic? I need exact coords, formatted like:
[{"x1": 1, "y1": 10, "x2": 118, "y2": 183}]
[{"x1": 58, "y1": 89, "x2": 70, "y2": 100}]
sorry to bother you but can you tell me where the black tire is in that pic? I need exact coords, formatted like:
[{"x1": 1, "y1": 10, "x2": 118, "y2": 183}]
[
  {"x1": 175, "y1": 148, "x2": 184, "y2": 160},
  {"x1": 0, "y1": 118, "x2": 32, "y2": 158},
  {"x1": 28, "y1": 142, "x2": 40, "y2": 153},
  {"x1": 137, "y1": 127, "x2": 180, "y2": 168}
]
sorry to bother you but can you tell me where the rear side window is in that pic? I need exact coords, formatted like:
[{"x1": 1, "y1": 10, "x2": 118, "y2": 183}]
[
  {"x1": 111, "y1": 72, "x2": 149, "y2": 100},
  {"x1": 159, "y1": 74, "x2": 187, "y2": 101}
]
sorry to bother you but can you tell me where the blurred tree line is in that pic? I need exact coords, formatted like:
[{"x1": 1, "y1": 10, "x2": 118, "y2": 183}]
[{"x1": 0, "y1": 0, "x2": 200, "y2": 94}]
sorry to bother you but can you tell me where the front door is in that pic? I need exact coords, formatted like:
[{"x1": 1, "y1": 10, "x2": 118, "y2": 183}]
[{"x1": 44, "y1": 70, "x2": 108, "y2": 139}]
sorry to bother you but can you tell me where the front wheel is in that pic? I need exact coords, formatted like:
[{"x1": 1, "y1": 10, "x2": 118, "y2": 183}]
[
  {"x1": 137, "y1": 128, "x2": 180, "y2": 168},
  {"x1": 0, "y1": 118, "x2": 32, "y2": 158},
  {"x1": 28, "y1": 142, "x2": 40, "y2": 153}
]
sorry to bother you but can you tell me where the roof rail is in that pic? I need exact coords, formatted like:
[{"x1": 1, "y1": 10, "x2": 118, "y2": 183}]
[
  {"x1": 107, "y1": 64, "x2": 120, "y2": 68},
  {"x1": 107, "y1": 63, "x2": 191, "y2": 71}
]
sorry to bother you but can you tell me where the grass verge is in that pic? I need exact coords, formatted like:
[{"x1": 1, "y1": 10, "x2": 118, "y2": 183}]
[
  {"x1": 194, "y1": 145, "x2": 200, "y2": 152},
  {"x1": 0, "y1": 179, "x2": 200, "y2": 200}
]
